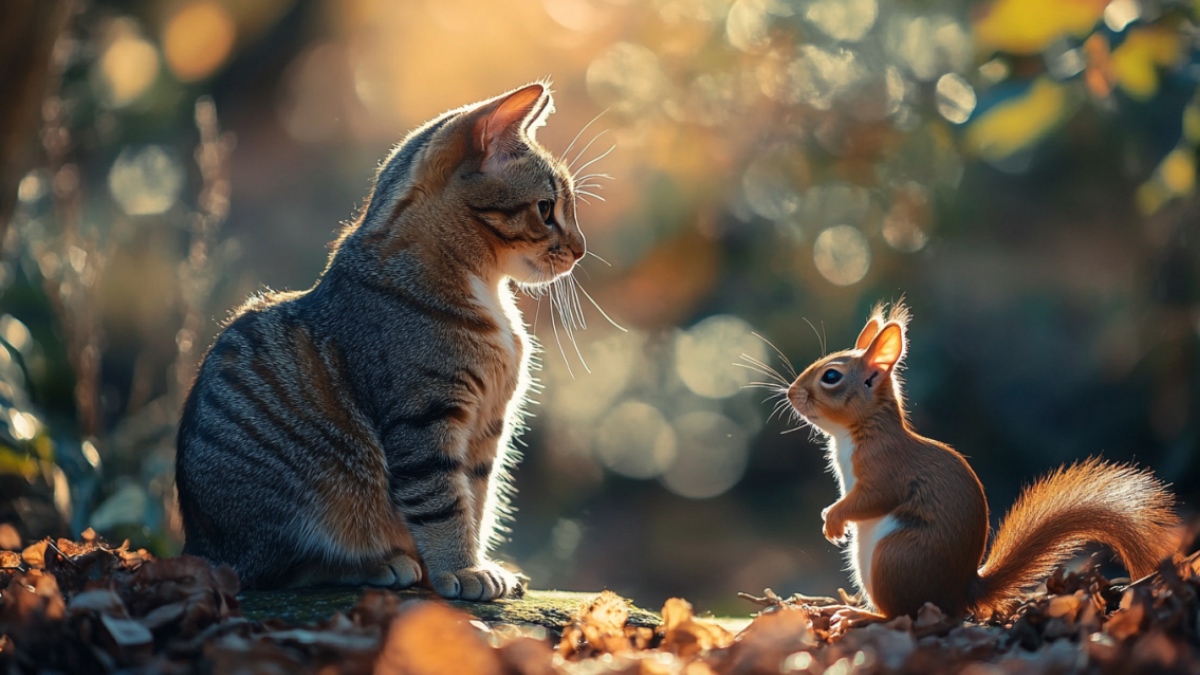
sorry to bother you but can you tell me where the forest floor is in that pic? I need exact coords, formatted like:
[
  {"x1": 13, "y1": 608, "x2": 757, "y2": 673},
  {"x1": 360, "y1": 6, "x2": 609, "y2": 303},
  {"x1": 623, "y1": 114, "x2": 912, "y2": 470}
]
[{"x1": 1, "y1": 528, "x2": 1199, "y2": 674}]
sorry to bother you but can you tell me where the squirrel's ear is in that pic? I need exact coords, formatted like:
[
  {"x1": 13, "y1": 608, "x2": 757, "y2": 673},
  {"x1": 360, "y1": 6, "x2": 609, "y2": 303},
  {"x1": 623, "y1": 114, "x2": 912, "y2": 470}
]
[
  {"x1": 855, "y1": 317, "x2": 882, "y2": 351},
  {"x1": 472, "y1": 83, "x2": 552, "y2": 173},
  {"x1": 862, "y1": 322, "x2": 905, "y2": 387}
]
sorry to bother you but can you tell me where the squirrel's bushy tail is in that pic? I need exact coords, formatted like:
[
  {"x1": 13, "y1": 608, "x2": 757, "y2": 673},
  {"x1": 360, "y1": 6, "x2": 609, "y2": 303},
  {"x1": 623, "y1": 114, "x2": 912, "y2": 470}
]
[{"x1": 970, "y1": 458, "x2": 1177, "y2": 614}]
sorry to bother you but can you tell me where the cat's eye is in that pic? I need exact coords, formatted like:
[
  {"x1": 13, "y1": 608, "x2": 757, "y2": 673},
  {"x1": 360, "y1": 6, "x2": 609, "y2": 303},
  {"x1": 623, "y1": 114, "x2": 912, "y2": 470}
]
[
  {"x1": 820, "y1": 368, "x2": 843, "y2": 387},
  {"x1": 537, "y1": 199, "x2": 554, "y2": 223}
]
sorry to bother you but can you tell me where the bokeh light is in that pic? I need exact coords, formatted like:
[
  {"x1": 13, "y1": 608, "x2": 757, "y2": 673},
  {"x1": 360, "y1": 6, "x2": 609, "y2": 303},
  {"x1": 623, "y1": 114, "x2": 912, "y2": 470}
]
[
  {"x1": 548, "y1": 333, "x2": 640, "y2": 423},
  {"x1": 935, "y1": 73, "x2": 976, "y2": 124},
  {"x1": 96, "y1": 20, "x2": 160, "y2": 108},
  {"x1": 675, "y1": 315, "x2": 768, "y2": 399},
  {"x1": 108, "y1": 146, "x2": 183, "y2": 216},
  {"x1": 659, "y1": 411, "x2": 748, "y2": 499},
  {"x1": 742, "y1": 146, "x2": 808, "y2": 222},
  {"x1": 586, "y1": 42, "x2": 667, "y2": 116},
  {"x1": 813, "y1": 225, "x2": 871, "y2": 286},
  {"x1": 726, "y1": 0, "x2": 773, "y2": 54},
  {"x1": 162, "y1": 1, "x2": 237, "y2": 83},
  {"x1": 882, "y1": 183, "x2": 932, "y2": 252},
  {"x1": 805, "y1": 0, "x2": 878, "y2": 42},
  {"x1": 594, "y1": 401, "x2": 677, "y2": 479}
]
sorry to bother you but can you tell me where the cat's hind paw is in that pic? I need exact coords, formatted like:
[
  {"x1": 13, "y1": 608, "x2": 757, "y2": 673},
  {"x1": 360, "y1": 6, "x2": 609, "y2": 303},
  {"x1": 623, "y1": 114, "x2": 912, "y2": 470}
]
[{"x1": 431, "y1": 562, "x2": 522, "y2": 601}]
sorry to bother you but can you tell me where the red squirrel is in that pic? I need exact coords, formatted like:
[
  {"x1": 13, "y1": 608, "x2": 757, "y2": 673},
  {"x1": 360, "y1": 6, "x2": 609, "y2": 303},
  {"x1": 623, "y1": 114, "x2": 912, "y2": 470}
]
[{"x1": 785, "y1": 302, "x2": 1179, "y2": 625}]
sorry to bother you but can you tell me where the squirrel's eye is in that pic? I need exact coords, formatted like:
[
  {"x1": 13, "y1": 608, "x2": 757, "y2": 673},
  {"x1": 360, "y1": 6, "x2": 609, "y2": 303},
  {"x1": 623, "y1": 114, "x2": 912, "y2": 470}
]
[
  {"x1": 820, "y1": 369, "x2": 843, "y2": 386},
  {"x1": 537, "y1": 199, "x2": 554, "y2": 222}
]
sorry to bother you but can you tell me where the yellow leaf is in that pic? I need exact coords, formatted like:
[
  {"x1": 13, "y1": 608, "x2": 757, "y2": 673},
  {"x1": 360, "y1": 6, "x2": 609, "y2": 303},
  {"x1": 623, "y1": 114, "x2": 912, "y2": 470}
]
[
  {"x1": 1136, "y1": 181, "x2": 1167, "y2": 215},
  {"x1": 1160, "y1": 148, "x2": 1196, "y2": 195},
  {"x1": 975, "y1": 0, "x2": 1106, "y2": 55},
  {"x1": 965, "y1": 78, "x2": 1069, "y2": 160},
  {"x1": 1183, "y1": 105, "x2": 1200, "y2": 144},
  {"x1": 1110, "y1": 27, "x2": 1183, "y2": 99}
]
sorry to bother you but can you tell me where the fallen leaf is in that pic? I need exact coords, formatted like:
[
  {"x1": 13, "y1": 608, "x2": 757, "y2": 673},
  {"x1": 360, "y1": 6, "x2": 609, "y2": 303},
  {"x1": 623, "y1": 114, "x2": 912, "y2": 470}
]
[
  {"x1": 0, "y1": 523, "x2": 20, "y2": 550},
  {"x1": 376, "y1": 601, "x2": 501, "y2": 675},
  {"x1": 659, "y1": 597, "x2": 734, "y2": 659},
  {"x1": 101, "y1": 613, "x2": 154, "y2": 648}
]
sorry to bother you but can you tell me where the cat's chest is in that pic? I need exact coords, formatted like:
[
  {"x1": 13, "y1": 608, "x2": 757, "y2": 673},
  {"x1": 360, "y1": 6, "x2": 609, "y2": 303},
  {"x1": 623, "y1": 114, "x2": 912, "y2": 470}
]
[
  {"x1": 468, "y1": 276, "x2": 520, "y2": 362},
  {"x1": 468, "y1": 276, "x2": 525, "y2": 388}
]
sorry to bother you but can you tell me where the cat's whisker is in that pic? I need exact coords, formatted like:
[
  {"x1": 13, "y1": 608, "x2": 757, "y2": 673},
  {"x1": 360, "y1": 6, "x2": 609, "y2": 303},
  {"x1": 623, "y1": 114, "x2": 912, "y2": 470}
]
[
  {"x1": 585, "y1": 251, "x2": 613, "y2": 267},
  {"x1": 553, "y1": 276, "x2": 591, "y2": 374},
  {"x1": 575, "y1": 172, "x2": 614, "y2": 183},
  {"x1": 576, "y1": 190, "x2": 606, "y2": 202},
  {"x1": 561, "y1": 108, "x2": 608, "y2": 162},
  {"x1": 573, "y1": 144, "x2": 616, "y2": 176},
  {"x1": 573, "y1": 280, "x2": 627, "y2": 332},
  {"x1": 576, "y1": 195, "x2": 594, "y2": 206},
  {"x1": 572, "y1": 281, "x2": 588, "y2": 335},
  {"x1": 546, "y1": 269, "x2": 576, "y2": 380},
  {"x1": 569, "y1": 130, "x2": 610, "y2": 171},
  {"x1": 752, "y1": 331, "x2": 799, "y2": 380}
]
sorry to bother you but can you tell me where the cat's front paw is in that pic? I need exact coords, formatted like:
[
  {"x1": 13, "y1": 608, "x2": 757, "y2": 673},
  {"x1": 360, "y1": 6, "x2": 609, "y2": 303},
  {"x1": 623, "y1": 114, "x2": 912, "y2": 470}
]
[
  {"x1": 431, "y1": 562, "x2": 522, "y2": 601},
  {"x1": 383, "y1": 553, "x2": 423, "y2": 589}
]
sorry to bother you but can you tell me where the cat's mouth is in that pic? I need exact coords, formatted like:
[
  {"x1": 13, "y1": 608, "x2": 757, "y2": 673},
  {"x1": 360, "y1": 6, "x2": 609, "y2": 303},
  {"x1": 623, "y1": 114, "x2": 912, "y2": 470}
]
[{"x1": 523, "y1": 253, "x2": 577, "y2": 284}]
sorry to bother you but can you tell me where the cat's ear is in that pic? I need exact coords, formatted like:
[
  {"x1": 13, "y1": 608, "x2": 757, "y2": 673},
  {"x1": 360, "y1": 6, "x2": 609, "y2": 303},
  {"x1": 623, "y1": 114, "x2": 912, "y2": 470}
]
[{"x1": 473, "y1": 83, "x2": 553, "y2": 173}]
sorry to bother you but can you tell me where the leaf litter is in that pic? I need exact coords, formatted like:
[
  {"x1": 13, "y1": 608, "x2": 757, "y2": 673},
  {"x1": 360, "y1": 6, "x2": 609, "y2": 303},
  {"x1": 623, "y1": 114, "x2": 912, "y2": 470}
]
[{"x1": 2, "y1": 529, "x2": 1200, "y2": 673}]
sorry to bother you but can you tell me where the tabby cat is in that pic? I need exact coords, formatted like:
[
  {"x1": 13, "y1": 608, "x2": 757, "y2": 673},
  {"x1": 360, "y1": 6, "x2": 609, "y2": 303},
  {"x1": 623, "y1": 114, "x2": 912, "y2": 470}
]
[{"x1": 175, "y1": 83, "x2": 585, "y2": 601}]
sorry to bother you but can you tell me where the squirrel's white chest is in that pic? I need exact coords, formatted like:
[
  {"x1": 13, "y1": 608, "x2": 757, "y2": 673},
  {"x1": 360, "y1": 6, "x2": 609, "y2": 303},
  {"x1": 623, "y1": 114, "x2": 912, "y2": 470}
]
[
  {"x1": 825, "y1": 429, "x2": 900, "y2": 603},
  {"x1": 827, "y1": 429, "x2": 857, "y2": 496}
]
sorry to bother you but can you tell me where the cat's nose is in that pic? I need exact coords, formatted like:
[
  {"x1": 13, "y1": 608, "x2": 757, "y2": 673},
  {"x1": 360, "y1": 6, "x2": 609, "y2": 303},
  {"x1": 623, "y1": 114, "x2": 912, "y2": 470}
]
[{"x1": 570, "y1": 245, "x2": 584, "y2": 261}]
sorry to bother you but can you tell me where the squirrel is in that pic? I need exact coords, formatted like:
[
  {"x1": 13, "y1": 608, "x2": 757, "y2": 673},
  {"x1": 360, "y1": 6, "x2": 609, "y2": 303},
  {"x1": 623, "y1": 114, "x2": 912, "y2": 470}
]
[{"x1": 784, "y1": 302, "x2": 1179, "y2": 626}]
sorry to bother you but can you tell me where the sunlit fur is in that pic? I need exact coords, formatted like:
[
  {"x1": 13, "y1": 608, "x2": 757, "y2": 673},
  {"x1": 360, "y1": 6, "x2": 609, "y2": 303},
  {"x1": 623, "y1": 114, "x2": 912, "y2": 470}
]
[
  {"x1": 781, "y1": 301, "x2": 1178, "y2": 619},
  {"x1": 175, "y1": 83, "x2": 586, "y2": 600}
]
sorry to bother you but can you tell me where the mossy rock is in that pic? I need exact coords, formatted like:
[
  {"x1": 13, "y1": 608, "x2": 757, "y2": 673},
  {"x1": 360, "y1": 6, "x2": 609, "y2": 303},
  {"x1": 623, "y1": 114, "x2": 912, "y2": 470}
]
[{"x1": 237, "y1": 587, "x2": 661, "y2": 629}]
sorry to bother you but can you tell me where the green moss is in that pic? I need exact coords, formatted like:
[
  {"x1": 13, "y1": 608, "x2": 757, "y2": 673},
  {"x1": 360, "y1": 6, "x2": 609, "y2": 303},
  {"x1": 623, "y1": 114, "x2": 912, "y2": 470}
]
[{"x1": 237, "y1": 587, "x2": 661, "y2": 629}]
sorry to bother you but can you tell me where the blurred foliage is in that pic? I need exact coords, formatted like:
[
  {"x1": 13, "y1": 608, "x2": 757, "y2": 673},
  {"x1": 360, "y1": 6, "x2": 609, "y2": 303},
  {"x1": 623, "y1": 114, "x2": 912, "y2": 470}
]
[{"x1": 0, "y1": 0, "x2": 1197, "y2": 613}]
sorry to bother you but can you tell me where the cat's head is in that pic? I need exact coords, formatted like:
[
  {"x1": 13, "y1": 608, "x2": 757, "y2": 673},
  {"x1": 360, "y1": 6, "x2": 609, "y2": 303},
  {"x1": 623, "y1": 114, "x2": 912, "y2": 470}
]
[{"x1": 357, "y1": 82, "x2": 586, "y2": 286}]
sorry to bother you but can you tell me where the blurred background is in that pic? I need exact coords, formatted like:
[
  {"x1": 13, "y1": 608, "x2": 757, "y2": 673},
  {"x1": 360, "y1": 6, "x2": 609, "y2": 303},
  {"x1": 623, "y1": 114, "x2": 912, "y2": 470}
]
[{"x1": 1, "y1": 0, "x2": 1198, "y2": 615}]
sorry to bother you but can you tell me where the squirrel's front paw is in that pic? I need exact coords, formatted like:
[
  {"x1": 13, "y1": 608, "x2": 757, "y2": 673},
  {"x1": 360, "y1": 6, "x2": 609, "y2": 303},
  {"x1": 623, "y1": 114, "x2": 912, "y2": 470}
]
[
  {"x1": 431, "y1": 562, "x2": 523, "y2": 601},
  {"x1": 823, "y1": 517, "x2": 847, "y2": 545}
]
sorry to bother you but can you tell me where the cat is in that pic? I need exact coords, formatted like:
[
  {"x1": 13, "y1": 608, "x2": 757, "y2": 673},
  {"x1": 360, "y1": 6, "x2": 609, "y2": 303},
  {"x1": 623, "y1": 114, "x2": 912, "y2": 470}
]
[{"x1": 175, "y1": 83, "x2": 586, "y2": 601}]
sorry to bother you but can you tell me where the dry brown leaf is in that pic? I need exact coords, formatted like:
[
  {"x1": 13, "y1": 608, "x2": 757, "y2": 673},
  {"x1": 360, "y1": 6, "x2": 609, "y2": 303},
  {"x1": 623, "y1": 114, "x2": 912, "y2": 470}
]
[
  {"x1": 1045, "y1": 592, "x2": 1081, "y2": 620},
  {"x1": 101, "y1": 613, "x2": 155, "y2": 648},
  {"x1": 67, "y1": 588, "x2": 125, "y2": 614},
  {"x1": 21, "y1": 540, "x2": 46, "y2": 567},
  {"x1": 0, "y1": 523, "x2": 20, "y2": 551},
  {"x1": 498, "y1": 637, "x2": 556, "y2": 675},
  {"x1": 558, "y1": 590, "x2": 635, "y2": 658},
  {"x1": 1105, "y1": 589, "x2": 1147, "y2": 641},
  {"x1": 375, "y1": 601, "x2": 501, "y2": 675},
  {"x1": 723, "y1": 607, "x2": 815, "y2": 673},
  {"x1": 659, "y1": 597, "x2": 734, "y2": 659}
]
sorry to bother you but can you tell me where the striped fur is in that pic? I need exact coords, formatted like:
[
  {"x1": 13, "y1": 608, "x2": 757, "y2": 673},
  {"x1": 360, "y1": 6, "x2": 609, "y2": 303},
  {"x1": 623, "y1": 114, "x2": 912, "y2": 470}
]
[{"x1": 176, "y1": 83, "x2": 585, "y2": 600}]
